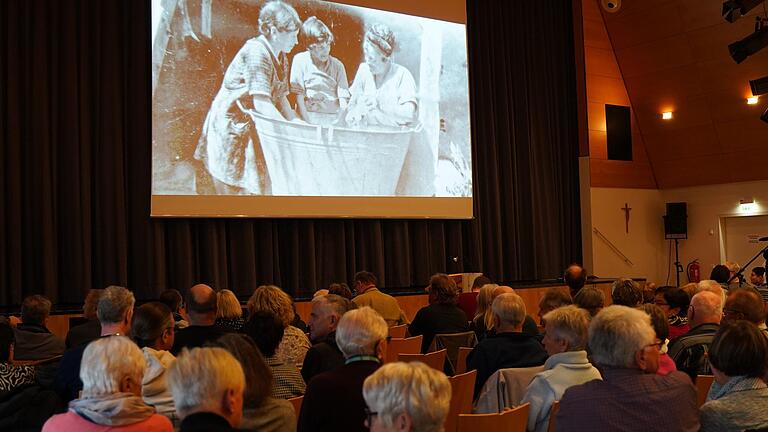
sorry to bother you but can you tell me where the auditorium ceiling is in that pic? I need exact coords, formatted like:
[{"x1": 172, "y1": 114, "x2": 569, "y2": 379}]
[{"x1": 594, "y1": 0, "x2": 768, "y2": 188}]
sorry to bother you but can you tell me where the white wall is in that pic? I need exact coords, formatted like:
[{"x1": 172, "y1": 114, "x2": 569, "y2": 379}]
[
  {"x1": 588, "y1": 187, "x2": 667, "y2": 284},
  {"x1": 661, "y1": 180, "x2": 768, "y2": 278},
  {"x1": 584, "y1": 180, "x2": 768, "y2": 287}
]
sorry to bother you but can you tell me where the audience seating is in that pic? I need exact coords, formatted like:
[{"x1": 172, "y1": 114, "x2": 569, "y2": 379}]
[
  {"x1": 288, "y1": 395, "x2": 304, "y2": 415},
  {"x1": 455, "y1": 346, "x2": 473, "y2": 375},
  {"x1": 429, "y1": 331, "x2": 478, "y2": 375},
  {"x1": 384, "y1": 335, "x2": 422, "y2": 363},
  {"x1": 398, "y1": 349, "x2": 447, "y2": 371},
  {"x1": 458, "y1": 402, "x2": 530, "y2": 432},
  {"x1": 388, "y1": 324, "x2": 408, "y2": 338},
  {"x1": 695, "y1": 375, "x2": 715, "y2": 408},
  {"x1": 445, "y1": 370, "x2": 477, "y2": 432},
  {"x1": 474, "y1": 366, "x2": 545, "y2": 413},
  {"x1": 547, "y1": 400, "x2": 560, "y2": 432}
]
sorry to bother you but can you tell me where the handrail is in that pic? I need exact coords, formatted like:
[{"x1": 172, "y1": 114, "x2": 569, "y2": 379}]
[{"x1": 593, "y1": 227, "x2": 634, "y2": 266}]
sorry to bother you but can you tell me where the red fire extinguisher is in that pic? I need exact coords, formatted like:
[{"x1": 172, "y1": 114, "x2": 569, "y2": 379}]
[{"x1": 687, "y1": 259, "x2": 701, "y2": 283}]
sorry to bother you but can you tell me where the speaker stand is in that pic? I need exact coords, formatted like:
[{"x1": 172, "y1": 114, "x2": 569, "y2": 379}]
[{"x1": 673, "y1": 239, "x2": 683, "y2": 287}]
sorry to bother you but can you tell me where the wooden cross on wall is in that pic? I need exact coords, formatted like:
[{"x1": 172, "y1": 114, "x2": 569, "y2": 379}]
[{"x1": 621, "y1": 203, "x2": 632, "y2": 233}]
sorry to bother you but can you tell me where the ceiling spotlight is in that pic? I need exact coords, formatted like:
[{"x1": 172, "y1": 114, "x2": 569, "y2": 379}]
[
  {"x1": 750, "y1": 75, "x2": 768, "y2": 95},
  {"x1": 748, "y1": 96, "x2": 759, "y2": 104},
  {"x1": 662, "y1": 111, "x2": 673, "y2": 120},
  {"x1": 722, "y1": 0, "x2": 766, "y2": 23},
  {"x1": 729, "y1": 26, "x2": 768, "y2": 63}
]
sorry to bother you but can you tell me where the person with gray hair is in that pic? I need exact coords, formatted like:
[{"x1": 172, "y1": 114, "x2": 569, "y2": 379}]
[
  {"x1": 362, "y1": 362, "x2": 451, "y2": 432},
  {"x1": 668, "y1": 290, "x2": 723, "y2": 380},
  {"x1": 42, "y1": 336, "x2": 173, "y2": 431},
  {"x1": 298, "y1": 306, "x2": 387, "y2": 432},
  {"x1": 302, "y1": 294, "x2": 356, "y2": 383},
  {"x1": 166, "y1": 347, "x2": 245, "y2": 432},
  {"x1": 521, "y1": 306, "x2": 601, "y2": 432},
  {"x1": 13, "y1": 294, "x2": 65, "y2": 360},
  {"x1": 556, "y1": 306, "x2": 698, "y2": 431},
  {"x1": 467, "y1": 293, "x2": 547, "y2": 398},
  {"x1": 55, "y1": 285, "x2": 136, "y2": 402}
]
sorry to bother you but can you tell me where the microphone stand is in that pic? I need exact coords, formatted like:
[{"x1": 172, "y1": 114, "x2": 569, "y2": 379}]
[{"x1": 727, "y1": 243, "x2": 768, "y2": 286}]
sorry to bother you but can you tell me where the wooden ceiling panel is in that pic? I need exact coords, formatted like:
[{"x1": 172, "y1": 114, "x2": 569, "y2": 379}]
[
  {"x1": 603, "y1": 5, "x2": 685, "y2": 50},
  {"x1": 641, "y1": 124, "x2": 724, "y2": 160},
  {"x1": 686, "y1": 19, "x2": 763, "y2": 63},
  {"x1": 632, "y1": 94, "x2": 714, "y2": 135},
  {"x1": 632, "y1": 132, "x2": 650, "y2": 163},
  {"x1": 651, "y1": 153, "x2": 732, "y2": 188},
  {"x1": 727, "y1": 148, "x2": 768, "y2": 182},
  {"x1": 589, "y1": 129, "x2": 608, "y2": 159},
  {"x1": 623, "y1": 64, "x2": 705, "y2": 103},
  {"x1": 584, "y1": 18, "x2": 613, "y2": 50},
  {"x1": 599, "y1": 0, "x2": 677, "y2": 19},
  {"x1": 586, "y1": 46, "x2": 622, "y2": 78},
  {"x1": 705, "y1": 88, "x2": 768, "y2": 123},
  {"x1": 583, "y1": 0, "x2": 604, "y2": 22},
  {"x1": 677, "y1": 0, "x2": 728, "y2": 31},
  {"x1": 715, "y1": 119, "x2": 768, "y2": 153},
  {"x1": 614, "y1": 36, "x2": 695, "y2": 78},
  {"x1": 586, "y1": 76, "x2": 631, "y2": 105},
  {"x1": 588, "y1": 101, "x2": 607, "y2": 131},
  {"x1": 590, "y1": 159, "x2": 658, "y2": 188},
  {"x1": 696, "y1": 57, "x2": 768, "y2": 95}
]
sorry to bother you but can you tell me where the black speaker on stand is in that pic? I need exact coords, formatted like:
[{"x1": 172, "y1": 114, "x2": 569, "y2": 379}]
[{"x1": 664, "y1": 202, "x2": 687, "y2": 286}]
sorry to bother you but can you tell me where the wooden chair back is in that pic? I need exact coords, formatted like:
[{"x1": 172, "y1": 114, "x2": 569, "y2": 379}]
[
  {"x1": 11, "y1": 355, "x2": 63, "y2": 367},
  {"x1": 695, "y1": 375, "x2": 715, "y2": 407},
  {"x1": 458, "y1": 403, "x2": 530, "y2": 432},
  {"x1": 385, "y1": 335, "x2": 422, "y2": 363},
  {"x1": 388, "y1": 324, "x2": 407, "y2": 339},
  {"x1": 455, "y1": 346, "x2": 473, "y2": 375},
  {"x1": 399, "y1": 349, "x2": 447, "y2": 371},
  {"x1": 547, "y1": 400, "x2": 560, "y2": 432},
  {"x1": 445, "y1": 370, "x2": 477, "y2": 432},
  {"x1": 288, "y1": 395, "x2": 304, "y2": 415}
]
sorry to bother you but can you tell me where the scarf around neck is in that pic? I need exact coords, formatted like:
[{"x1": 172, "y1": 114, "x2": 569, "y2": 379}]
[{"x1": 69, "y1": 392, "x2": 156, "y2": 426}]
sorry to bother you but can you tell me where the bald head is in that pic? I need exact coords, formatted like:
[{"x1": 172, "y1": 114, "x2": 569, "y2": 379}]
[
  {"x1": 187, "y1": 284, "x2": 217, "y2": 325},
  {"x1": 689, "y1": 291, "x2": 723, "y2": 327},
  {"x1": 492, "y1": 286, "x2": 515, "y2": 299},
  {"x1": 724, "y1": 289, "x2": 766, "y2": 325},
  {"x1": 696, "y1": 280, "x2": 726, "y2": 308}
]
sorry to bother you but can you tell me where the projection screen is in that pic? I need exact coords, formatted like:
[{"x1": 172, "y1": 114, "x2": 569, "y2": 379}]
[{"x1": 151, "y1": 0, "x2": 472, "y2": 218}]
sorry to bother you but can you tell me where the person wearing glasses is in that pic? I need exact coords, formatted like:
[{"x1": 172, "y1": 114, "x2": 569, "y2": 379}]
[
  {"x1": 653, "y1": 286, "x2": 691, "y2": 340},
  {"x1": 722, "y1": 287, "x2": 767, "y2": 333},
  {"x1": 362, "y1": 362, "x2": 451, "y2": 432},
  {"x1": 556, "y1": 306, "x2": 698, "y2": 432},
  {"x1": 289, "y1": 16, "x2": 350, "y2": 125},
  {"x1": 298, "y1": 306, "x2": 387, "y2": 432},
  {"x1": 700, "y1": 321, "x2": 768, "y2": 432}
]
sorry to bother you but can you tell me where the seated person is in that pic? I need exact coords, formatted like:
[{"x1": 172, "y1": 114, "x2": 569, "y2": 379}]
[
  {"x1": 668, "y1": 291, "x2": 722, "y2": 380},
  {"x1": 298, "y1": 306, "x2": 386, "y2": 432},
  {"x1": 700, "y1": 321, "x2": 768, "y2": 432},
  {"x1": 457, "y1": 275, "x2": 491, "y2": 319},
  {"x1": 158, "y1": 289, "x2": 189, "y2": 329},
  {"x1": 467, "y1": 293, "x2": 547, "y2": 398},
  {"x1": 654, "y1": 286, "x2": 691, "y2": 340},
  {"x1": 244, "y1": 311, "x2": 305, "y2": 399},
  {"x1": 65, "y1": 289, "x2": 103, "y2": 348},
  {"x1": 722, "y1": 287, "x2": 767, "y2": 332},
  {"x1": 408, "y1": 273, "x2": 469, "y2": 353},
  {"x1": 55, "y1": 285, "x2": 134, "y2": 403},
  {"x1": 352, "y1": 271, "x2": 407, "y2": 326},
  {"x1": 610, "y1": 277, "x2": 643, "y2": 307},
  {"x1": 328, "y1": 283, "x2": 353, "y2": 300},
  {"x1": 302, "y1": 294, "x2": 355, "y2": 383},
  {"x1": 131, "y1": 302, "x2": 177, "y2": 421},
  {"x1": 215, "y1": 289, "x2": 244, "y2": 332},
  {"x1": 167, "y1": 347, "x2": 245, "y2": 432},
  {"x1": 563, "y1": 264, "x2": 588, "y2": 298},
  {"x1": 362, "y1": 362, "x2": 451, "y2": 432},
  {"x1": 13, "y1": 294, "x2": 65, "y2": 360},
  {"x1": 42, "y1": 336, "x2": 173, "y2": 432},
  {"x1": 556, "y1": 306, "x2": 698, "y2": 431},
  {"x1": 209, "y1": 334, "x2": 296, "y2": 432},
  {"x1": 290, "y1": 16, "x2": 349, "y2": 125},
  {"x1": 536, "y1": 287, "x2": 572, "y2": 326},
  {"x1": 640, "y1": 304, "x2": 677, "y2": 375},
  {"x1": 247, "y1": 285, "x2": 310, "y2": 367},
  {"x1": 171, "y1": 284, "x2": 232, "y2": 354},
  {"x1": 521, "y1": 306, "x2": 601, "y2": 432},
  {"x1": 573, "y1": 286, "x2": 604, "y2": 318},
  {"x1": 472, "y1": 285, "x2": 539, "y2": 341},
  {"x1": 0, "y1": 321, "x2": 35, "y2": 393}
]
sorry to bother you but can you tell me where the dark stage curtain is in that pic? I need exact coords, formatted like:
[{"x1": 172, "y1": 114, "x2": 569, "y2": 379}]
[{"x1": 0, "y1": 0, "x2": 581, "y2": 306}]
